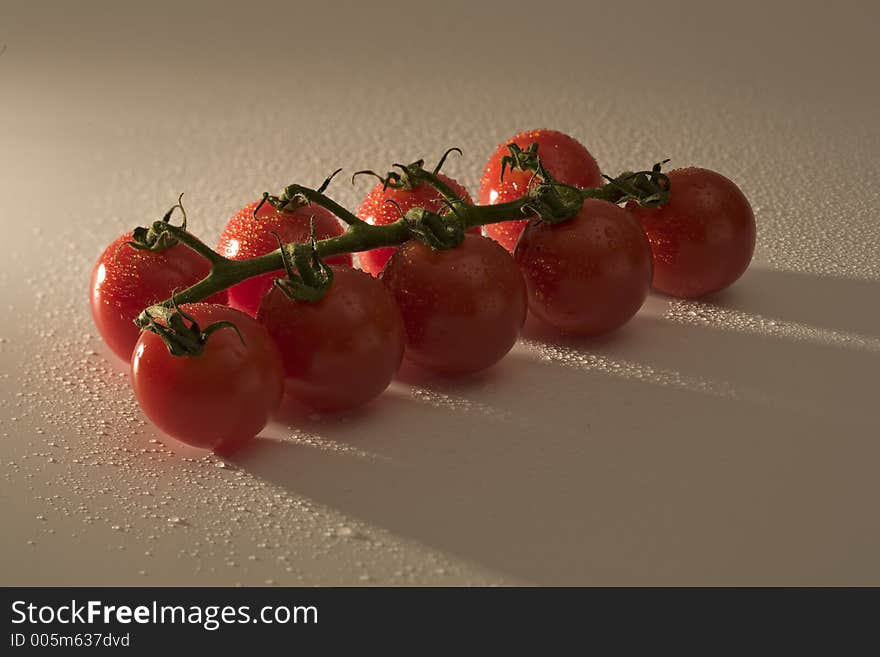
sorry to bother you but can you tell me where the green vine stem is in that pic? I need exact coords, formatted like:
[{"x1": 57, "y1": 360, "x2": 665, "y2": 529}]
[{"x1": 135, "y1": 158, "x2": 669, "y2": 331}]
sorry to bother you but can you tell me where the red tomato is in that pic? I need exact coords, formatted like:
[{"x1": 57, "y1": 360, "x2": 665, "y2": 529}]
[
  {"x1": 131, "y1": 303, "x2": 283, "y2": 452},
  {"x1": 256, "y1": 266, "x2": 405, "y2": 412},
  {"x1": 515, "y1": 199, "x2": 653, "y2": 336},
  {"x1": 479, "y1": 129, "x2": 603, "y2": 252},
  {"x1": 627, "y1": 167, "x2": 755, "y2": 298},
  {"x1": 381, "y1": 235, "x2": 527, "y2": 375},
  {"x1": 90, "y1": 233, "x2": 227, "y2": 361},
  {"x1": 356, "y1": 174, "x2": 477, "y2": 276},
  {"x1": 216, "y1": 201, "x2": 352, "y2": 316}
]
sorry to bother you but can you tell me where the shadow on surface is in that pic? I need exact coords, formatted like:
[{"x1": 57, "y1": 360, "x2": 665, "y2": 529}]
[
  {"x1": 696, "y1": 266, "x2": 880, "y2": 338},
  {"x1": 232, "y1": 267, "x2": 880, "y2": 584}
]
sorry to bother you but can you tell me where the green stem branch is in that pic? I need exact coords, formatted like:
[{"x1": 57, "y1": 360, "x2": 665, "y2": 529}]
[
  {"x1": 160, "y1": 223, "x2": 230, "y2": 266},
  {"x1": 136, "y1": 165, "x2": 667, "y2": 328},
  {"x1": 279, "y1": 184, "x2": 368, "y2": 227}
]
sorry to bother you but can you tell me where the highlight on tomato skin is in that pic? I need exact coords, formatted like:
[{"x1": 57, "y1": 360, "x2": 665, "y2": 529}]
[
  {"x1": 130, "y1": 303, "x2": 284, "y2": 453},
  {"x1": 515, "y1": 199, "x2": 653, "y2": 336},
  {"x1": 216, "y1": 200, "x2": 352, "y2": 317},
  {"x1": 478, "y1": 128, "x2": 603, "y2": 252},
  {"x1": 380, "y1": 234, "x2": 527, "y2": 376},
  {"x1": 90, "y1": 232, "x2": 228, "y2": 362},
  {"x1": 256, "y1": 265, "x2": 405, "y2": 412},
  {"x1": 356, "y1": 173, "x2": 478, "y2": 276},
  {"x1": 627, "y1": 167, "x2": 756, "y2": 299}
]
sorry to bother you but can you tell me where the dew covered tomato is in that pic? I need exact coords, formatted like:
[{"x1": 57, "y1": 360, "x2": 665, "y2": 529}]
[
  {"x1": 381, "y1": 234, "x2": 527, "y2": 375},
  {"x1": 357, "y1": 174, "x2": 478, "y2": 276},
  {"x1": 479, "y1": 129, "x2": 603, "y2": 252},
  {"x1": 515, "y1": 199, "x2": 652, "y2": 336},
  {"x1": 131, "y1": 303, "x2": 283, "y2": 453},
  {"x1": 216, "y1": 201, "x2": 351, "y2": 316},
  {"x1": 90, "y1": 234, "x2": 227, "y2": 361},
  {"x1": 256, "y1": 266, "x2": 405, "y2": 412},
  {"x1": 627, "y1": 167, "x2": 755, "y2": 298}
]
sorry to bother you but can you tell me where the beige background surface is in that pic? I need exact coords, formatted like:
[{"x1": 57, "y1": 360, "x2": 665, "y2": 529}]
[{"x1": 1, "y1": 0, "x2": 878, "y2": 585}]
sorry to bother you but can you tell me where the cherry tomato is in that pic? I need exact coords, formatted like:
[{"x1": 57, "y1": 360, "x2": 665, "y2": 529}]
[
  {"x1": 627, "y1": 167, "x2": 755, "y2": 298},
  {"x1": 356, "y1": 174, "x2": 477, "y2": 276},
  {"x1": 216, "y1": 201, "x2": 352, "y2": 316},
  {"x1": 381, "y1": 235, "x2": 527, "y2": 375},
  {"x1": 131, "y1": 303, "x2": 283, "y2": 452},
  {"x1": 90, "y1": 233, "x2": 227, "y2": 361},
  {"x1": 515, "y1": 199, "x2": 653, "y2": 336},
  {"x1": 256, "y1": 266, "x2": 405, "y2": 412},
  {"x1": 479, "y1": 129, "x2": 603, "y2": 252}
]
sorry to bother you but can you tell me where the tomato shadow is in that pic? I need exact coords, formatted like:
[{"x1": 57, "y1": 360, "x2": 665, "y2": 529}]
[
  {"x1": 229, "y1": 266, "x2": 880, "y2": 584},
  {"x1": 393, "y1": 356, "x2": 510, "y2": 391},
  {"x1": 675, "y1": 265, "x2": 880, "y2": 339},
  {"x1": 271, "y1": 393, "x2": 387, "y2": 430}
]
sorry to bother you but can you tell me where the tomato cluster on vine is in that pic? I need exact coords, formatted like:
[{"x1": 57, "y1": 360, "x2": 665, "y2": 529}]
[{"x1": 90, "y1": 128, "x2": 756, "y2": 453}]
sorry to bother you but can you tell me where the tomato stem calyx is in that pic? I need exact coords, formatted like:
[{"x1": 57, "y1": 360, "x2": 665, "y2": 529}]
[
  {"x1": 351, "y1": 147, "x2": 463, "y2": 194},
  {"x1": 403, "y1": 206, "x2": 466, "y2": 251},
  {"x1": 500, "y1": 142, "x2": 556, "y2": 185},
  {"x1": 271, "y1": 222, "x2": 334, "y2": 303},
  {"x1": 125, "y1": 193, "x2": 188, "y2": 253},
  {"x1": 137, "y1": 301, "x2": 245, "y2": 357},
  {"x1": 264, "y1": 170, "x2": 368, "y2": 228},
  {"x1": 596, "y1": 160, "x2": 671, "y2": 208}
]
